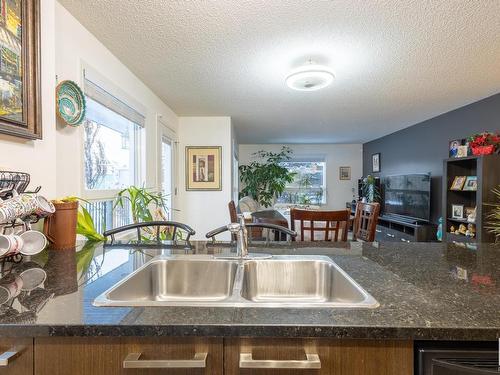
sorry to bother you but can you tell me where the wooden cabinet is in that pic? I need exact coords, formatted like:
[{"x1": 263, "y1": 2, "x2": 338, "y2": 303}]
[
  {"x1": 0, "y1": 338, "x2": 33, "y2": 375},
  {"x1": 34, "y1": 337, "x2": 223, "y2": 375},
  {"x1": 0, "y1": 336, "x2": 412, "y2": 375},
  {"x1": 224, "y1": 338, "x2": 413, "y2": 375}
]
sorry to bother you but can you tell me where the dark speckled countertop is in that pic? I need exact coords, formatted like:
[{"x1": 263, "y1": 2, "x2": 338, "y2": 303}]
[{"x1": 0, "y1": 240, "x2": 498, "y2": 340}]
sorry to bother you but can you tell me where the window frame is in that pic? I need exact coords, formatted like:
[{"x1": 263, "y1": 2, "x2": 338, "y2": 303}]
[
  {"x1": 280, "y1": 158, "x2": 327, "y2": 205},
  {"x1": 79, "y1": 66, "x2": 145, "y2": 202}
]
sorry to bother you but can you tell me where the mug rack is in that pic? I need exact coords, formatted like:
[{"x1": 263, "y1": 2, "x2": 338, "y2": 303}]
[{"x1": 0, "y1": 171, "x2": 44, "y2": 263}]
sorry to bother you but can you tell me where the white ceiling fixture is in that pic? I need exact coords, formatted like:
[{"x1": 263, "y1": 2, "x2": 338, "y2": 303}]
[
  {"x1": 58, "y1": 0, "x2": 500, "y2": 144},
  {"x1": 286, "y1": 61, "x2": 335, "y2": 91}
]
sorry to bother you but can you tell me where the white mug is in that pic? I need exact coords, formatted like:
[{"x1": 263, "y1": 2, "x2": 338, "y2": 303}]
[
  {"x1": 0, "y1": 194, "x2": 55, "y2": 223},
  {"x1": 0, "y1": 234, "x2": 24, "y2": 257},
  {"x1": 19, "y1": 230, "x2": 47, "y2": 256}
]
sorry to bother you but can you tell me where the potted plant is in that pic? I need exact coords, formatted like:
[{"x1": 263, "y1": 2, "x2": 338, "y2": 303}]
[
  {"x1": 361, "y1": 175, "x2": 380, "y2": 203},
  {"x1": 44, "y1": 197, "x2": 105, "y2": 249},
  {"x1": 486, "y1": 186, "x2": 500, "y2": 242},
  {"x1": 115, "y1": 186, "x2": 175, "y2": 240},
  {"x1": 468, "y1": 131, "x2": 500, "y2": 156},
  {"x1": 239, "y1": 147, "x2": 297, "y2": 207}
]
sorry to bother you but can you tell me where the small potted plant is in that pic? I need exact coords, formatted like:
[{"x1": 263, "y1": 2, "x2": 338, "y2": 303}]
[
  {"x1": 467, "y1": 131, "x2": 500, "y2": 156},
  {"x1": 486, "y1": 186, "x2": 500, "y2": 242}
]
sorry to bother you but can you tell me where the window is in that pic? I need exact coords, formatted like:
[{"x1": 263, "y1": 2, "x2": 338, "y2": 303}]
[
  {"x1": 84, "y1": 98, "x2": 140, "y2": 190},
  {"x1": 82, "y1": 68, "x2": 146, "y2": 231},
  {"x1": 277, "y1": 160, "x2": 326, "y2": 205}
]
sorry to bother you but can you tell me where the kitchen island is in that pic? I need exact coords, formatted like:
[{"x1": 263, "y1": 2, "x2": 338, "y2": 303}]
[{"x1": 0, "y1": 241, "x2": 498, "y2": 374}]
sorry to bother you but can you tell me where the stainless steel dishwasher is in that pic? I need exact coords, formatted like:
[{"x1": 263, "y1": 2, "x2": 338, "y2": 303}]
[{"x1": 416, "y1": 341, "x2": 499, "y2": 375}]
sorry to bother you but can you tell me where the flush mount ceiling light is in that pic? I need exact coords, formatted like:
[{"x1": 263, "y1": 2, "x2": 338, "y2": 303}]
[{"x1": 286, "y1": 62, "x2": 335, "y2": 91}]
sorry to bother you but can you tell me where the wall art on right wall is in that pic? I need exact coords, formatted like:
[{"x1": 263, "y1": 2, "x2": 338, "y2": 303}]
[{"x1": 372, "y1": 153, "x2": 381, "y2": 173}]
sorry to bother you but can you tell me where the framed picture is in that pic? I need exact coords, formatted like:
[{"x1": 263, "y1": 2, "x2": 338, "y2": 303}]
[
  {"x1": 372, "y1": 153, "x2": 380, "y2": 173},
  {"x1": 463, "y1": 176, "x2": 477, "y2": 191},
  {"x1": 451, "y1": 204, "x2": 464, "y2": 219},
  {"x1": 0, "y1": 1, "x2": 42, "y2": 140},
  {"x1": 339, "y1": 166, "x2": 351, "y2": 180},
  {"x1": 185, "y1": 146, "x2": 222, "y2": 191},
  {"x1": 449, "y1": 139, "x2": 462, "y2": 158},
  {"x1": 450, "y1": 176, "x2": 466, "y2": 190},
  {"x1": 457, "y1": 145, "x2": 469, "y2": 158}
]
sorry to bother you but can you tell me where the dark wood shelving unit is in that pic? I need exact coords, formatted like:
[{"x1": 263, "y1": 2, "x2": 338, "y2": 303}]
[{"x1": 443, "y1": 154, "x2": 500, "y2": 243}]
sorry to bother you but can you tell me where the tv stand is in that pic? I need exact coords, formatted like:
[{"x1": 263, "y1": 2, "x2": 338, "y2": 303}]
[{"x1": 376, "y1": 215, "x2": 437, "y2": 242}]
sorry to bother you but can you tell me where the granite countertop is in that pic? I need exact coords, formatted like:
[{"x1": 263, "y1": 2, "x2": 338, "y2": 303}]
[{"x1": 0, "y1": 240, "x2": 498, "y2": 340}]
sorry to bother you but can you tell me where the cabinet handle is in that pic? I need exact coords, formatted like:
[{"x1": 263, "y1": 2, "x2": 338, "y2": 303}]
[
  {"x1": 123, "y1": 352, "x2": 207, "y2": 368},
  {"x1": 0, "y1": 349, "x2": 20, "y2": 366},
  {"x1": 239, "y1": 352, "x2": 321, "y2": 369}
]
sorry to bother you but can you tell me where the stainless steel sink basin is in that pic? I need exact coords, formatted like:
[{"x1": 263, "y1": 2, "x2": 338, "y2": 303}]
[
  {"x1": 94, "y1": 258, "x2": 238, "y2": 306},
  {"x1": 241, "y1": 259, "x2": 372, "y2": 307},
  {"x1": 94, "y1": 255, "x2": 378, "y2": 308}
]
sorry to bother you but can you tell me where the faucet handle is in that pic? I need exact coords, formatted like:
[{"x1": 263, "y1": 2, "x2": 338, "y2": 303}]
[
  {"x1": 237, "y1": 214, "x2": 246, "y2": 226},
  {"x1": 227, "y1": 222, "x2": 241, "y2": 234}
]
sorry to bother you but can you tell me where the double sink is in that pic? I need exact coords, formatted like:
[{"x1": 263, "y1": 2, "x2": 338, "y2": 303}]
[{"x1": 94, "y1": 255, "x2": 378, "y2": 308}]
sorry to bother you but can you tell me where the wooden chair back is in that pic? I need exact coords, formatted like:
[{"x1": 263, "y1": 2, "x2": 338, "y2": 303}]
[
  {"x1": 353, "y1": 202, "x2": 381, "y2": 242},
  {"x1": 290, "y1": 208, "x2": 350, "y2": 242},
  {"x1": 228, "y1": 200, "x2": 238, "y2": 223}
]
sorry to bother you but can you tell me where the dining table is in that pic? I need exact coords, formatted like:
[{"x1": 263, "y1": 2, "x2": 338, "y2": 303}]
[{"x1": 251, "y1": 209, "x2": 289, "y2": 240}]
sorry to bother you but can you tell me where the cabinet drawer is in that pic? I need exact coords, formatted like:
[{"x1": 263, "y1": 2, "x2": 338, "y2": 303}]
[
  {"x1": 224, "y1": 338, "x2": 412, "y2": 375},
  {"x1": 35, "y1": 337, "x2": 223, "y2": 375},
  {"x1": 0, "y1": 337, "x2": 33, "y2": 375}
]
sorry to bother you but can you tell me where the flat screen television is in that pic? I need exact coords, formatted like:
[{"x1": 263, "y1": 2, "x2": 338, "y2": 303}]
[{"x1": 383, "y1": 174, "x2": 431, "y2": 222}]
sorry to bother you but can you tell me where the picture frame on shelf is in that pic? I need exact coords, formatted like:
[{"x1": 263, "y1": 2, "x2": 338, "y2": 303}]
[
  {"x1": 462, "y1": 176, "x2": 477, "y2": 191},
  {"x1": 457, "y1": 145, "x2": 469, "y2": 158},
  {"x1": 185, "y1": 146, "x2": 222, "y2": 191},
  {"x1": 372, "y1": 153, "x2": 380, "y2": 173},
  {"x1": 339, "y1": 166, "x2": 351, "y2": 180},
  {"x1": 449, "y1": 139, "x2": 467, "y2": 158},
  {"x1": 450, "y1": 176, "x2": 466, "y2": 190},
  {"x1": 451, "y1": 204, "x2": 464, "y2": 219},
  {"x1": 465, "y1": 206, "x2": 476, "y2": 223}
]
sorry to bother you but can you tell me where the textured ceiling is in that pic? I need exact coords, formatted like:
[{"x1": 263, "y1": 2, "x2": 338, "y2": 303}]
[{"x1": 59, "y1": 0, "x2": 500, "y2": 144}]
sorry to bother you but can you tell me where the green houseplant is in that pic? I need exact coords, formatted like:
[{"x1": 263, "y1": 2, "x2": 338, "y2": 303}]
[
  {"x1": 61, "y1": 196, "x2": 106, "y2": 242},
  {"x1": 361, "y1": 175, "x2": 380, "y2": 203},
  {"x1": 115, "y1": 186, "x2": 176, "y2": 240},
  {"x1": 239, "y1": 147, "x2": 296, "y2": 207},
  {"x1": 486, "y1": 186, "x2": 500, "y2": 242}
]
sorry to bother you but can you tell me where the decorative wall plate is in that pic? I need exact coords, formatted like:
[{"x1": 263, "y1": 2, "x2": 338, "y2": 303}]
[{"x1": 56, "y1": 80, "x2": 86, "y2": 126}]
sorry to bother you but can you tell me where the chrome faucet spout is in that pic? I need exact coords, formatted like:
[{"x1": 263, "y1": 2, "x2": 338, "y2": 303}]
[{"x1": 227, "y1": 215, "x2": 249, "y2": 259}]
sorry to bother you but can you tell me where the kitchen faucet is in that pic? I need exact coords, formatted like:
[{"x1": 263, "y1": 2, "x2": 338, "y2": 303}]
[{"x1": 227, "y1": 214, "x2": 248, "y2": 259}]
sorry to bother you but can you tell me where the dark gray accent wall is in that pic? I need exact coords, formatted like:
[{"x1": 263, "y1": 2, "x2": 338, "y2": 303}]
[{"x1": 363, "y1": 93, "x2": 500, "y2": 224}]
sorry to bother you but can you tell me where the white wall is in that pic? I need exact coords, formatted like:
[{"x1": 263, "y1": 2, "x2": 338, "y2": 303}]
[
  {"x1": 177, "y1": 117, "x2": 233, "y2": 239},
  {"x1": 54, "y1": 1, "x2": 178, "y2": 198},
  {"x1": 0, "y1": 0, "x2": 57, "y2": 198},
  {"x1": 238, "y1": 144, "x2": 363, "y2": 210}
]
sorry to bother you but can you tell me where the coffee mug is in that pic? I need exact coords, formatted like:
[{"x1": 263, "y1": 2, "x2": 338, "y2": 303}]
[
  {"x1": 0, "y1": 194, "x2": 55, "y2": 223},
  {"x1": 0, "y1": 274, "x2": 23, "y2": 303},
  {"x1": 0, "y1": 234, "x2": 24, "y2": 257},
  {"x1": 19, "y1": 230, "x2": 47, "y2": 255}
]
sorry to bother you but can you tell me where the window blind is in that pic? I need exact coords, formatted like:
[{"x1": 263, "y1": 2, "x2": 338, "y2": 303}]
[{"x1": 83, "y1": 70, "x2": 146, "y2": 128}]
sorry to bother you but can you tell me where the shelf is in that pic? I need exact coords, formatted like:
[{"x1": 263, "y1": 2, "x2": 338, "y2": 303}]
[
  {"x1": 447, "y1": 217, "x2": 475, "y2": 224},
  {"x1": 446, "y1": 232, "x2": 476, "y2": 243}
]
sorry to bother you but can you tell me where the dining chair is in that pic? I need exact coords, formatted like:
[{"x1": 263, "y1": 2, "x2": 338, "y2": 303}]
[
  {"x1": 353, "y1": 202, "x2": 381, "y2": 242},
  {"x1": 206, "y1": 223, "x2": 296, "y2": 243},
  {"x1": 103, "y1": 221, "x2": 196, "y2": 244},
  {"x1": 290, "y1": 208, "x2": 350, "y2": 242},
  {"x1": 228, "y1": 200, "x2": 238, "y2": 223}
]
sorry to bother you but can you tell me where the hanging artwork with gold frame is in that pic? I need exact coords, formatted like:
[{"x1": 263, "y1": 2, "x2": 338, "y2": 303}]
[
  {"x1": 0, "y1": 0, "x2": 42, "y2": 139},
  {"x1": 185, "y1": 146, "x2": 222, "y2": 191}
]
